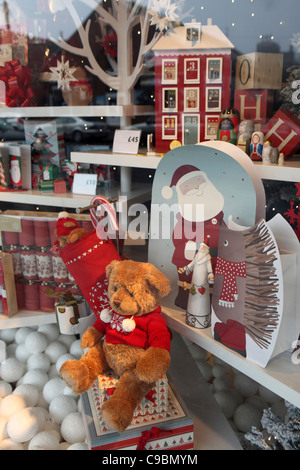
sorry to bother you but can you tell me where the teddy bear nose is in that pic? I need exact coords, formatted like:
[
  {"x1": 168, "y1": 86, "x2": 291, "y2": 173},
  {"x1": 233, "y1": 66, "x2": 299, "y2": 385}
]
[{"x1": 113, "y1": 300, "x2": 121, "y2": 308}]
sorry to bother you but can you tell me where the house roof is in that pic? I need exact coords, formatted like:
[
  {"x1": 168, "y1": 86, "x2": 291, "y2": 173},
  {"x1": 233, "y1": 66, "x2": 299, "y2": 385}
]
[{"x1": 153, "y1": 24, "x2": 234, "y2": 52}]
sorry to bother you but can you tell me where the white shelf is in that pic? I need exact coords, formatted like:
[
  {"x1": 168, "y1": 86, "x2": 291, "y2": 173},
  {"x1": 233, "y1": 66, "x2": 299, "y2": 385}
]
[
  {"x1": 71, "y1": 150, "x2": 163, "y2": 169},
  {"x1": 254, "y1": 157, "x2": 300, "y2": 182},
  {"x1": 162, "y1": 307, "x2": 300, "y2": 409},
  {"x1": 0, "y1": 309, "x2": 56, "y2": 329},
  {"x1": 0, "y1": 105, "x2": 154, "y2": 118},
  {"x1": 0, "y1": 183, "x2": 152, "y2": 209}
]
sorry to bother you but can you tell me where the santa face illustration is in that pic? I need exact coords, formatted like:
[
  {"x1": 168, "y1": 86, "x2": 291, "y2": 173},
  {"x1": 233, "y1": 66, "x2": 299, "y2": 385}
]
[{"x1": 162, "y1": 164, "x2": 225, "y2": 309}]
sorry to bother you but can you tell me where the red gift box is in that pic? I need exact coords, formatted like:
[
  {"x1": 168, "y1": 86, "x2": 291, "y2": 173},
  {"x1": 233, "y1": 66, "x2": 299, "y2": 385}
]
[{"x1": 262, "y1": 109, "x2": 300, "y2": 158}]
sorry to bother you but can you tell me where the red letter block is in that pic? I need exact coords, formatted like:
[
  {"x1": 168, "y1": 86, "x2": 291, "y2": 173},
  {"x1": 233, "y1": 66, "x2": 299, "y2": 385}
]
[
  {"x1": 262, "y1": 109, "x2": 300, "y2": 158},
  {"x1": 234, "y1": 89, "x2": 274, "y2": 124}
]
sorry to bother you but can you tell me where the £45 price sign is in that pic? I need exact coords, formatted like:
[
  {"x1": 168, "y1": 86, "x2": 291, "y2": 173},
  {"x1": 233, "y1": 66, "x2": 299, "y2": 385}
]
[{"x1": 113, "y1": 130, "x2": 141, "y2": 154}]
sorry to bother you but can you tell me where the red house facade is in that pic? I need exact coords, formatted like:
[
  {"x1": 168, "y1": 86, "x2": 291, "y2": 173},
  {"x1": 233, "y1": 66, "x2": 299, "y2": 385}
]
[{"x1": 153, "y1": 20, "x2": 234, "y2": 153}]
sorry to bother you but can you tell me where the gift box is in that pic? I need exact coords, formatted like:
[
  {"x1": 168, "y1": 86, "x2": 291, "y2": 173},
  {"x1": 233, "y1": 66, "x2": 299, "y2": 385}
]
[
  {"x1": 0, "y1": 23, "x2": 28, "y2": 66},
  {"x1": 81, "y1": 378, "x2": 194, "y2": 450},
  {"x1": 96, "y1": 372, "x2": 168, "y2": 418},
  {"x1": 262, "y1": 109, "x2": 300, "y2": 159},
  {"x1": 0, "y1": 252, "x2": 18, "y2": 317}
]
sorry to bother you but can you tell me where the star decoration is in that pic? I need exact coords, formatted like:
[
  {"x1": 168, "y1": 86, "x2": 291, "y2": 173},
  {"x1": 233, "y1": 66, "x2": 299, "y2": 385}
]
[
  {"x1": 49, "y1": 57, "x2": 78, "y2": 91},
  {"x1": 148, "y1": 0, "x2": 178, "y2": 32}
]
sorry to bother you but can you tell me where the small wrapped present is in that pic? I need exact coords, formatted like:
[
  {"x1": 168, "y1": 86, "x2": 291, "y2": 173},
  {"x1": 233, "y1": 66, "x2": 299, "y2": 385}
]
[{"x1": 97, "y1": 372, "x2": 169, "y2": 418}]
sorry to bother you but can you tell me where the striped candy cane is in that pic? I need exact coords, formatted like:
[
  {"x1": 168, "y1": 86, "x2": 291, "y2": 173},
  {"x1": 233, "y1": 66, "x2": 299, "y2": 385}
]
[{"x1": 89, "y1": 196, "x2": 119, "y2": 241}]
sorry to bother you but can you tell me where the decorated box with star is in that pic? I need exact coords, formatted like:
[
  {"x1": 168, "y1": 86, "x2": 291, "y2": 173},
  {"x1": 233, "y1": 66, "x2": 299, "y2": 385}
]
[
  {"x1": 96, "y1": 371, "x2": 169, "y2": 418},
  {"x1": 81, "y1": 377, "x2": 193, "y2": 450}
]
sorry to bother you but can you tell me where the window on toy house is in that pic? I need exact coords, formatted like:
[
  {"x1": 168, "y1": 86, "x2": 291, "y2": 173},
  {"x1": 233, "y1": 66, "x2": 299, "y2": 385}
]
[{"x1": 185, "y1": 22, "x2": 201, "y2": 43}]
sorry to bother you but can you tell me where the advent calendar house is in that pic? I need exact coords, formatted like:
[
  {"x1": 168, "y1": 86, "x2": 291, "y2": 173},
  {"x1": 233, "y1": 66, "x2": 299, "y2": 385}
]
[{"x1": 153, "y1": 19, "x2": 234, "y2": 153}]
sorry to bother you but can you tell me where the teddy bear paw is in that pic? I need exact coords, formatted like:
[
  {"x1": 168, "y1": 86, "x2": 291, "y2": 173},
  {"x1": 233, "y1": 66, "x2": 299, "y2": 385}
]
[
  {"x1": 60, "y1": 360, "x2": 92, "y2": 395},
  {"x1": 101, "y1": 398, "x2": 134, "y2": 433}
]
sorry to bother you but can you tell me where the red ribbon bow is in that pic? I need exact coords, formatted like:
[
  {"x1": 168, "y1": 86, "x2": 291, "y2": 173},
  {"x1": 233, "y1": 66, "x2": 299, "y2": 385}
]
[
  {"x1": 136, "y1": 427, "x2": 161, "y2": 450},
  {"x1": 0, "y1": 60, "x2": 34, "y2": 107}
]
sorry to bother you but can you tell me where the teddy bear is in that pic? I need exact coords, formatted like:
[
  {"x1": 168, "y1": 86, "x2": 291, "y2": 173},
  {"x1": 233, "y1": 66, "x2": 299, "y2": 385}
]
[
  {"x1": 59, "y1": 258, "x2": 171, "y2": 433},
  {"x1": 54, "y1": 211, "x2": 87, "y2": 248}
]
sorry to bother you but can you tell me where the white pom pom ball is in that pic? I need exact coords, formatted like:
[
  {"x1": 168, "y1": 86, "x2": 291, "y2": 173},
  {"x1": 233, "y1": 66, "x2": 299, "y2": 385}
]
[
  {"x1": 0, "y1": 380, "x2": 12, "y2": 398},
  {"x1": 122, "y1": 317, "x2": 136, "y2": 332},
  {"x1": 49, "y1": 394, "x2": 77, "y2": 424},
  {"x1": 45, "y1": 341, "x2": 67, "y2": 363},
  {"x1": 0, "y1": 339, "x2": 6, "y2": 362},
  {"x1": 233, "y1": 403, "x2": 262, "y2": 433},
  {"x1": 67, "y1": 442, "x2": 89, "y2": 450},
  {"x1": 38, "y1": 324, "x2": 60, "y2": 342},
  {"x1": 43, "y1": 377, "x2": 65, "y2": 404},
  {"x1": 13, "y1": 384, "x2": 40, "y2": 408},
  {"x1": 0, "y1": 438, "x2": 24, "y2": 450},
  {"x1": 0, "y1": 328, "x2": 18, "y2": 343},
  {"x1": 58, "y1": 334, "x2": 77, "y2": 349},
  {"x1": 0, "y1": 357, "x2": 24, "y2": 383},
  {"x1": 234, "y1": 373, "x2": 258, "y2": 398},
  {"x1": 61, "y1": 412, "x2": 86, "y2": 444},
  {"x1": 214, "y1": 390, "x2": 239, "y2": 419},
  {"x1": 0, "y1": 394, "x2": 26, "y2": 417},
  {"x1": 7, "y1": 408, "x2": 41, "y2": 443},
  {"x1": 22, "y1": 369, "x2": 48, "y2": 391},
  {"x1": 28, "y1": 430, "x2": 61, "y2": 450},
  {"x1": 56, "y1": 354, "x2": 75, "y2": 373},
  {"x1": 69, "y1": 339, "x2": 83, "y2": 358},
  {"x1": 15, "y1": 327, "x2": 34, "y2": 345},
  {"x1": 0, "y1": 415, "x2": 8, "y2": 440},
  {"x1": 25, "y1": 332, "x2": 48, "y2": 354},
  {"x1": 15, "y1": 344, "x2": 31, "y2": 363},
  {"x1": 27, "y1": 353, "x2": 51, "y2": 372}
]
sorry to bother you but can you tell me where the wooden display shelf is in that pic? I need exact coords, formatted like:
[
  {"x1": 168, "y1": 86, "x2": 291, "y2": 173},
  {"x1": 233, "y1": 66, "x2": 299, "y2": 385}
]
[
  {"x1": 0, "y1": 105, "x2": 154, "y2": 118},
  {"x1": 0, "y1": 309, "x2": 56, "y2": 329},
  {"x1": 162, "y1": 307, "x2": 300, "y2": 409}
]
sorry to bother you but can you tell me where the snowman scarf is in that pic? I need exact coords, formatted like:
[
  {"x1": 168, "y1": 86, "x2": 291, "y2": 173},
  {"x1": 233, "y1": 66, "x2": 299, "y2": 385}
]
[{"x1": 215, "y1": 257, "x2": 246, "y2": 308}]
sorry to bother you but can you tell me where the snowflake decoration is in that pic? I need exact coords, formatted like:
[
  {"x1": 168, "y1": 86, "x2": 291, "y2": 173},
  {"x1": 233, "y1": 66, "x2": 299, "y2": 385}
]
[
  {"x1": 290, "y1": 32, "x2": 300, "y2": 52},
  {"x1": 49, "y1": 57, "x2": 78, "y2": 91},
  {"x1": 148, "y1": 0, "x2": 179, "y2": 32}
]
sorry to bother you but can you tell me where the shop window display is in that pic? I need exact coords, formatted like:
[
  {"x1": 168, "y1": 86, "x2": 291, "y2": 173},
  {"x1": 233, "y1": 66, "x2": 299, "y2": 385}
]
[{"x1": 0, "y1": 0, "x2": 300, "y2": 451}]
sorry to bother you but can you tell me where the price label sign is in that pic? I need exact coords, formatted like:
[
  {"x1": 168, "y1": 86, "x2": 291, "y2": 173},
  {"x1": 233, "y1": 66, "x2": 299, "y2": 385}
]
[
  {"x1": 72, "y1": 173, "x2": 97, "y2": 195},
  {"x1": 112, "y1": 129, "x2": 141, "y2": 154}
]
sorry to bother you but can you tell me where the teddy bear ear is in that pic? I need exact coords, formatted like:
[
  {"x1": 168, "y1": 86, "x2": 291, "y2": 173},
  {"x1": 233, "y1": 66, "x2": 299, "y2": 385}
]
[
  {"x1": 106, "y1": 260, "x2": 121, "y2": 279},
  {"x1": 145, "y1": 264, "x2": 170, "y2": 298}
]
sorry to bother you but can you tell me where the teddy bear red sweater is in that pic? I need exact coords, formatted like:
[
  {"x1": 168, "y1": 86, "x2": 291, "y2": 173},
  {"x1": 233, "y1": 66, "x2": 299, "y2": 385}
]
[{"x1": 93, "y1": 306, "x2": 171, "y2": 352}]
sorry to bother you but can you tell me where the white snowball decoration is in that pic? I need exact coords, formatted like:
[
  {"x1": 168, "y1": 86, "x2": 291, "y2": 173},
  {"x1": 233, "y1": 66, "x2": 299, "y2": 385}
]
[
  {"x1": 196, "y1": 359, "x2": 212, "y2": 382},
  {"x1": 43, "y1": 377, "x2": 65, "y2": 404},
  {"x1": 13, "y1": 384, "x2": 40, "y2": 407},
  {"x1": 37, "y1": 324, "x2": 60, "y2": 342},
  {"x1": 49, "y1": 394, "x2": 77, "y2": 424},
  {"x1": 245, "y1": 395, "x2": 268, "y2": 412},
  {"x1": 0, "y1": 438, "x2": 24, "y2": 450},
  {"x1": 212, "y1": 376, "x2": 231, "y2": 392},
  {"x1": 56, "y1": 354, "x2": 75, "y2": 373},
  {"x1": 25, "y1": 332, "x2": 48, "y2": 354},
  {"x1": 27, "y1": 353, "x2": 51, "y2": 372},
  {"x1": 233, "y1": 373, "x2": 258, "y2": 398},
  {"x1": 212, "y1": 364, "x2": 227, "y2": 378},
  {"x1": 233, "y1": 403, "x2": 262, "y2": 433},
  {"x1": 0, "y1": 339, "x2": 6, "y2": 362},
  {"x1": 214, "y1": 390, "x2": 239, "y2": 419},
  {"x1": 58, "y1": 334, "x2": 77, "y2": 349},
  {"x1": 0, "y1": 415, "x2": 9, "y2": 440},
  {"x1": 7, "y1": 408, "x2": 41, "y2": 443},
  {"x1": 0, "y1": 328, "x2": 17, "y2": 343},
  {"x1": 15, "y1": 344, "x2": 32, "y2": 363},
  {"x1": 69, "y1": 339, "x2": 83, "y2": 359},
  {"x1": 6, "y1": 343, "x2": 17, "y2": 358},
  {"x1": 45, "y1": 341, "x2": 67, "y2": 363},
  {"x1": 67, "y1": 442, "x2": 89, "y2": 450},
  {"x1": 28, "y1": 430, "x2": 60, "y2": 450},
  {"x1": 0, "y1": 357, "x2": 24, "y2": 383},
  {"x1": 258, "y1": 384, "x2": 281, "y2": 404},
  {"x1": 0, "y1": 380, "x2": 12, "y2": 398},
  {"x1": 22, "y1": 369, "x2": 48, "y2": 391},
  {"x1": 60, "y1": 441, "x2": 70, "y2": 450},
  {"x1": 0, "y1": 394, "x2": 26, "y2": 417},
  {"x1": 15, "y1": 327, "x2": 34, "y2": 345},
  {"x1": 61, "y1": 412, "x2": 86, "y2": 444}
]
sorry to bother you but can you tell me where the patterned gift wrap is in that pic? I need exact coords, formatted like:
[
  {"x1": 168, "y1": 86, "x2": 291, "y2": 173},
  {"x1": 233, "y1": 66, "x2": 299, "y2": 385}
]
[
  {"x1": 97, "y1": 372, "x2": 168, "y2": 418},
  {"x1": 81, "y1": 378, "x2": 193, "y2": 450}
]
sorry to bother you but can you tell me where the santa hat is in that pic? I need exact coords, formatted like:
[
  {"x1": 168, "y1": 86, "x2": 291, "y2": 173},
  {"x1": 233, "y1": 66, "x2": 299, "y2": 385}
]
[
  {"x1": 56, "y1": 211, "x2": 81, "y2": 238},
  {"x1": 203, "y1": 236, "x2": 210, "y2": 247},
  {"x1": 161, "y1": 165, "x2": 202, "y2": 200}
]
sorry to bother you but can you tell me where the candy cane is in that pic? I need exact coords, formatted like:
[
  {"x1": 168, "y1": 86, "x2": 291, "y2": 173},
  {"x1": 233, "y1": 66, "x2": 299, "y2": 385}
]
[{"x1": 89, "y1": 195, "x2": 119, "y2": 232}]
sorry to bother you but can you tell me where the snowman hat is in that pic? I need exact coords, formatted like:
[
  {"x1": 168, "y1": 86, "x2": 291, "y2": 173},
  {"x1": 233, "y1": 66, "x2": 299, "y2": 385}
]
[{"x1": 161, "y1": 165, "x2": 204, "y2": 200}]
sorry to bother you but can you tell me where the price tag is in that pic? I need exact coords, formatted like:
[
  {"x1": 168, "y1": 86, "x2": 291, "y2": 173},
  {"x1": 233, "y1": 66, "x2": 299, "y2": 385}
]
[
  {"x1": 72, "y1": 173, "x2": 97, "y2": 195},
  {"x1": 112, "y1": 130, "x2": 141, "y2": 154}
]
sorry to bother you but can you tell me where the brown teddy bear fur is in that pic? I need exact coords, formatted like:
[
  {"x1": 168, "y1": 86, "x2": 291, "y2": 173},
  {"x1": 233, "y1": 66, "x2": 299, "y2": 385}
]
[{"x1": 60, "y1": 259, "x2": 171, "y2": 433}]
